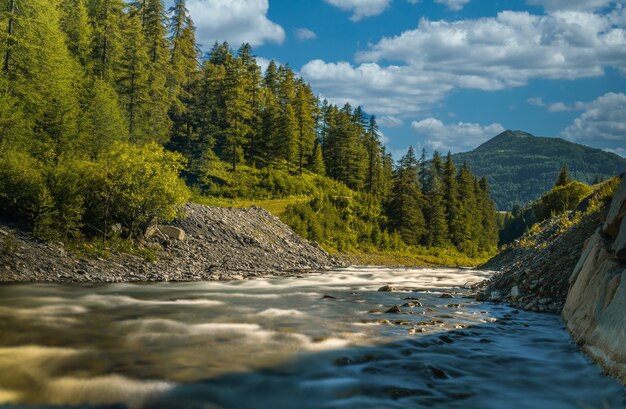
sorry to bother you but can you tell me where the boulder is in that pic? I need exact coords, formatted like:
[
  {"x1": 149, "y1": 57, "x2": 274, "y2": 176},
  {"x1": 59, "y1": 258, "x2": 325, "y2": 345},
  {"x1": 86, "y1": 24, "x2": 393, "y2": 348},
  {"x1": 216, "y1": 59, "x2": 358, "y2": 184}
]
[
  {"x1": 603, "y1": 176, "x2": 626, "y2": 238},
  {"x1": 158, "y1": 225, "x2": 186, "y2": 241},
  {"x1": 510, "y1": 285, "x2": 520, "y2": 301}
]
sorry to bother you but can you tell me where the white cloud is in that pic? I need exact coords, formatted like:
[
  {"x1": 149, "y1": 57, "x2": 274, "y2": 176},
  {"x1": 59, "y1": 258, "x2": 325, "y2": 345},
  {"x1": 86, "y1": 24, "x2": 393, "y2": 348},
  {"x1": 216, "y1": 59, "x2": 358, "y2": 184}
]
[
  {"x1": 527, "y1": 0, "x2": 615, "y2": 12},
  {"x1": 378, "y1": 115, "x2": 405, "y2": 127},
  {"x1": 435, "y1": 0, "x2": 471, "y2": 12},
  {"x1": 188, "y1": 0, "x2": 285, "y2": 48},
  {"x1": 527, "y1": 96, "x2": 546, "y2": 107},
  {"x1": 324, "y1": 0, "x2": 391, "y2": 21},
  {"x1": 295, "y1": 28, "x2": 317, "y2": 41},
  {"x1": 528, "y1": 97, "x2": 589, "y2": 111},
  {"x1": 300, "y1": 60, "x2": 455, "y2": 115},
  {"x1": 301, "y1": 8, "x2": 626, "y2": 117},
  {"x1": 561, "y1": 92, "x2": 626, "y2": 144},
  {"x1": 411, "y1": 118, "x2": 505, "y2": 153}
]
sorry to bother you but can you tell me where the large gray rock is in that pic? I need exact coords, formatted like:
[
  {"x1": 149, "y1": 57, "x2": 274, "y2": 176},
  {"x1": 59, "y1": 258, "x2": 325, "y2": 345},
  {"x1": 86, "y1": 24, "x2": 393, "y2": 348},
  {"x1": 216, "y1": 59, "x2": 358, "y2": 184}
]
[{"x1": 603, "y1": 176, "x2": 626, "y2": 238}]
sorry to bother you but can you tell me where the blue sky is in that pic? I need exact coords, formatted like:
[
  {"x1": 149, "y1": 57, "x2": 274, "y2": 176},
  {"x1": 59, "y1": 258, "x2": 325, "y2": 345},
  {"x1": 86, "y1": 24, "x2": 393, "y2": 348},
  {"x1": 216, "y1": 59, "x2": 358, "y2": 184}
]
[{"x1": 184, "y1": 0, "x2": 626, "y2": 158}]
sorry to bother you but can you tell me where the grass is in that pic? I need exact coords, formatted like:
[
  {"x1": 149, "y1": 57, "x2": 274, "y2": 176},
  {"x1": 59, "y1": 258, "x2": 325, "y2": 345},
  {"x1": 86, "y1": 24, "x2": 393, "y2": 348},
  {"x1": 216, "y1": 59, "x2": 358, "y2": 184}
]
[{"x1": 340, "y1": 247, "x2": 492, "y2": 268}]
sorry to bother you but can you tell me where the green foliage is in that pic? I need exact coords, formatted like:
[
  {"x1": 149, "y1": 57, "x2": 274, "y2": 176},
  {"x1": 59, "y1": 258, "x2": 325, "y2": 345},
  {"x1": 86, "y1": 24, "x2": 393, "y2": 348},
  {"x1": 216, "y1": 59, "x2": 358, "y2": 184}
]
[
  {"x1": 533, "y1": 181, "x2": 593, "y2": 221},
  {"x1": 0, "y1": 143, "x2": 189, "y2": 241}
]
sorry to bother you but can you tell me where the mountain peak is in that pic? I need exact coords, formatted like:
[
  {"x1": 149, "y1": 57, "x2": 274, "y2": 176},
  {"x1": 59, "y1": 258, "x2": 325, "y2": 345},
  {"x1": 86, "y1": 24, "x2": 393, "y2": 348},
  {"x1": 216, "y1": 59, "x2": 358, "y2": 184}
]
[
  {"x1": 453, "y1": 130, "x2": 626, "y2": 210},
  {"x1": 475, "y1": 130, "x2": 534, "y2": 151}
]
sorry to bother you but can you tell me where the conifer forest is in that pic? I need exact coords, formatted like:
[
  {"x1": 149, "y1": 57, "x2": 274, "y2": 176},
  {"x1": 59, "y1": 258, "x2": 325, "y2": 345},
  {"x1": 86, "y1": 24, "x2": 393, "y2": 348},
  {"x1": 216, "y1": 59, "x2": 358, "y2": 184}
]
[{"x1": 0, "y1": 0, "x2": 498, "y2": 259}]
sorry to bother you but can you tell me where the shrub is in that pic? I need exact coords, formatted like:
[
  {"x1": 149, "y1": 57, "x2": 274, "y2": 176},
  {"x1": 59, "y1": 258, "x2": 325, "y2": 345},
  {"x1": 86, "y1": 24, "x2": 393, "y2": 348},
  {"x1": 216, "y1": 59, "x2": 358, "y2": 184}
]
[{"x1": 533, "y1": 181, "x2": 593, "y2": 222}]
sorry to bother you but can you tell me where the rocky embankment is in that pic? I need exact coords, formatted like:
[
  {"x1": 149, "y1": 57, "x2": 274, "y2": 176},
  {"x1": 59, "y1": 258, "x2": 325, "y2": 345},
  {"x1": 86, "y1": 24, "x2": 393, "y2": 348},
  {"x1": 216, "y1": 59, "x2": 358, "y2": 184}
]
[
  {"x1": 477, "y1": 210, "x2": 602, "y2": 313},
  {"x1": 562, "y1": 177, "x2": 626, "y2": 383},
  {"x1": 0, "y1": 203, "x2": 340, "y2": 283}
]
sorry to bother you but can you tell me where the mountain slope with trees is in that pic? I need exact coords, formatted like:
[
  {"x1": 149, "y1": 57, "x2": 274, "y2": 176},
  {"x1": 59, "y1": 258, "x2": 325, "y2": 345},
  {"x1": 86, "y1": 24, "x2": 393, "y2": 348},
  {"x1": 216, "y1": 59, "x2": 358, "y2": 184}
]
[{"x1": 452, "y1": 130, "x2": 626, "y2": 210}]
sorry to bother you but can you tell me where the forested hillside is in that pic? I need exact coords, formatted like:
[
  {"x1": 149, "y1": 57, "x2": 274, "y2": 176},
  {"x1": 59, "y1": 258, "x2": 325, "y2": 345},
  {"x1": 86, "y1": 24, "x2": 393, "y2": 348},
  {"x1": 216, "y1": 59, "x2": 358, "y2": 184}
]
[
  {"x1": 0, "y1": 0, "x2": 498, "y2": 261},
  {"x1": 453, "y1": 130, "x2": 626, "y2": 211}
]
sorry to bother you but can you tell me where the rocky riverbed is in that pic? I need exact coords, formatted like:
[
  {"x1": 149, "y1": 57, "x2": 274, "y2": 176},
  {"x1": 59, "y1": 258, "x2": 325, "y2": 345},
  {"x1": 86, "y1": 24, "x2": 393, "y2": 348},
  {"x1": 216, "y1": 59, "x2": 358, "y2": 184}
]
[{"x1": 0, "y1": 204, "x2": 341, "y2": 283}]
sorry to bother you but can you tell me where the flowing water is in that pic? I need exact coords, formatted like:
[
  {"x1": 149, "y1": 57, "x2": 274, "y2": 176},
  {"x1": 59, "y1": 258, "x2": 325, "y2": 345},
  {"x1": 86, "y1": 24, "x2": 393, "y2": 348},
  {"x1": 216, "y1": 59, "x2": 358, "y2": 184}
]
[{"x1": 0, "y1": 267, "x2": 624, "y2": 409}]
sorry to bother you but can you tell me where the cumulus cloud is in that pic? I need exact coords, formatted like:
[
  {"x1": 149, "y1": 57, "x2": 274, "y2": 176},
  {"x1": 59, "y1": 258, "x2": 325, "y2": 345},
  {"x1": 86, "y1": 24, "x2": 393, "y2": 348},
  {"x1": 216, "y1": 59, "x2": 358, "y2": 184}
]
[
  {"x1": 300, "y1": 60, "x2": 456, "y2": 115},
  {"x1": 604, "y1": 147, "x2": 626, "y2": 157},
  {"x1": 294, "y1": 28, "x2": 317, "y2": 41},
  {"x1": 560, "y1": 92, "x2": 626, "y2": 145},
  {"x1": 300, "y1": 8, "x2": 626, "y2": 117},
  {"x1": 526, "y1": 0, "x2": 615, "y2": 12},
  {"x1": 411, "y1": 118, "x2": 505, "y2": 153},
  {"x1": 324, "y1": 0, "x2": 391, "y2": 21},
  {"x1": 188, "y1": 0, "x2": 285, "y2": 48},
  {"x1": 435, "y1": 0, "x2": 471, "y2": 12}
]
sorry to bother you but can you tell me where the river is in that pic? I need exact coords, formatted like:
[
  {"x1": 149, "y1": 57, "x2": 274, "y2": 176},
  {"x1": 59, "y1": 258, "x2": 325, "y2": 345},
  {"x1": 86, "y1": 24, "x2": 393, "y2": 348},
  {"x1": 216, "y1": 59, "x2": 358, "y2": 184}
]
[{"x1": 0, "y1": 267, "x2": 624, "y2": 408}]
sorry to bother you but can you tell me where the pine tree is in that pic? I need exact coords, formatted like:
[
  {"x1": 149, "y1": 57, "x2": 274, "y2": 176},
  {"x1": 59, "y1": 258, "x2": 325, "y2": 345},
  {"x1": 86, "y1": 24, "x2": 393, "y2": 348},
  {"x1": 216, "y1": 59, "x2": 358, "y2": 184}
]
[
  {"x1": 365, "y1": 115, "x2": 382, "y2": 196},
  {"x1": 477, "y1": 176, "x2": 498, "y2": 252},
  {"x1": 555, "y1": 164, "x2": 571, "y2": 187},
  {"x1": 387, "y1": 146, "x2": 426, "y2": 245},
  {"x1": 222, "y1": 57, "x2": 252, "y2": 171},
  {"x1": 424, "y1": 155, "x2": 448, "y2": 247},
  {"x1": 309, "y1": 139, "x2": 325, "y2": 175},
  {"x1": 117, "y1": 12, "x2": 150, "y2": 143},
  {"x1": 60, "y1": 0, "x2": 93, "y2": 66},
  {"x1": 293, "y1": 79, "x2": 317, "y2": 174},
  {"x1": 80, "y1": 78, "x2": 128, "y2": 158},
  {"x1": 168, "y1": 0, "x2": 198, "y2": 158},
  {"x1": 442, "y1": 152, "x2": 460, "y2": 246},
  {"x1": 455, "y1": 162, "x2": 478, "y2": 254},
  {"x1": 88, "y1": 0, "x2": 125, "y2": 81}
]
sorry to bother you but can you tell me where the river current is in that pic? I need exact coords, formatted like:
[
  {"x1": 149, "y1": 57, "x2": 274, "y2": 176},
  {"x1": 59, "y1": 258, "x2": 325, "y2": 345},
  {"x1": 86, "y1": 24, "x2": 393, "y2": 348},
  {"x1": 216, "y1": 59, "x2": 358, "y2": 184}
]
[{"x1": 0, "y1": 267, "x2": 624, "y2": 409}]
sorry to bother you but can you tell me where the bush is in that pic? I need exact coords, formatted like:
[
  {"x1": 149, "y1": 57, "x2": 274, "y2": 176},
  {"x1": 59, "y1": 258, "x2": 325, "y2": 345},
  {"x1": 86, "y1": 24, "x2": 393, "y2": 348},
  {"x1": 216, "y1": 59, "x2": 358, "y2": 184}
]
[
  {"x1": 0, "y1": 143, "x2": 190, "y2": 241},
  {"x1": 533, "y1": 181, "x2": 593, "y2": 222},
  {"x1": 85, "y1": 142, "x2": 190, "y2": 239}
]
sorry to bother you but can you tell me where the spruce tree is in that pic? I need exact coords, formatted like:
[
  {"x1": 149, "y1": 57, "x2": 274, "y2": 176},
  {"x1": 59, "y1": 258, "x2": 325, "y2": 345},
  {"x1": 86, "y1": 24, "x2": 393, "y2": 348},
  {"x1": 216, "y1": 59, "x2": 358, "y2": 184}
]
[
  {"x1": 425, "y1": 155, "x2": 448, "y2": 247},
  {"x1": 387, "y1": 146, "x2": 426, "y2": 245},
  {"x1": 555, "y1": 164, "x2": 571, "y2": 187},
  {"x1": 365, "y1": 115, "x2": 382, "y2": 196},
  {"x1": 117, "y1": 12, "x2": 150, "y2": 143},
  {"x1": 293, "y1": 79, "x2": 317, "y2": 174},
  {"x1": 88, "y1": 0, "x2": 125, "y2": 81},
  {"x1": 442, "y1": 152, "x2": 460, "y2": 246},
  {"x1": 309, "y1": 139, "x2": 325, "y2": 175},
  {"x1": 222, "y1": 57, "x2": 252, "y2": 171},
  {"x1": 60, "y1": 0, "x2": 93, "y2": 66}
]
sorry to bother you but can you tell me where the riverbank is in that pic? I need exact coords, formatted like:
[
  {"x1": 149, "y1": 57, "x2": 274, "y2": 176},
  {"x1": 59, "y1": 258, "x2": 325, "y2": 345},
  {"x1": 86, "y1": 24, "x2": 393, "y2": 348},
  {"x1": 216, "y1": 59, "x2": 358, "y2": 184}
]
[{"x1": 0, "y1": 203, "x2": 341, "y2": 283}]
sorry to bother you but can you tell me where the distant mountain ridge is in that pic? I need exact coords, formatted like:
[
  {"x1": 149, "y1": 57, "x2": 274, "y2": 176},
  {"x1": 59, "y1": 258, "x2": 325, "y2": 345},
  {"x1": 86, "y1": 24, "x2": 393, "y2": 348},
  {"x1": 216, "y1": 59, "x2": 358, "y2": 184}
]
[{"x1": 452, "y1": 130, "x2": 626, "y2": 210}]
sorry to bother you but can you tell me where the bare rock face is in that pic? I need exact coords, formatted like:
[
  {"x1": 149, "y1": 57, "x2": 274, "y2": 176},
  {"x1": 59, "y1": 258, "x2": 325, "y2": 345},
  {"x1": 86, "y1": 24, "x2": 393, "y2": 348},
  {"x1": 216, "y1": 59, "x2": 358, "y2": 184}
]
[{"x1": 563, "y1": 176, "x2": 626, "y2": 384}]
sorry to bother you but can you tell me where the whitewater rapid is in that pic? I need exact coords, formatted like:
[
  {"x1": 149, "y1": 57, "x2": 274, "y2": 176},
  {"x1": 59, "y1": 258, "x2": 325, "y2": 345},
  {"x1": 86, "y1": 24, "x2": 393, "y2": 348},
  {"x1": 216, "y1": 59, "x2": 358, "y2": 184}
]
[{"x1": 0, "y1": 267, "x2": 623, "y2": 408}]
